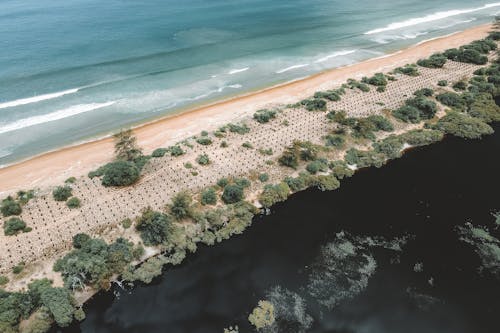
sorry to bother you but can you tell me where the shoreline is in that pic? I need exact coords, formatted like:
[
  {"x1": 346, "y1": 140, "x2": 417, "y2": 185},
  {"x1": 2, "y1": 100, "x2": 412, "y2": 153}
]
[{"x1": 0, "y1": 23, "x2": 493, "y2": 194}]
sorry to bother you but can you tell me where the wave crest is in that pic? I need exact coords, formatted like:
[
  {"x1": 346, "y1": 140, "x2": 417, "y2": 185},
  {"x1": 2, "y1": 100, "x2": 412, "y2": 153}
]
[{"x1": 0, "y1": 88, "x2": 80, "y2": 110}]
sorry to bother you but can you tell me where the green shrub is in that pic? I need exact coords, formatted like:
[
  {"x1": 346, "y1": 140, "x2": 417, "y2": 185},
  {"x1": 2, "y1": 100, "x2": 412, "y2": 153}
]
[
  {"x1": 52, "y1": 186, "x2": 72, "y2": 202},
  {"x1": 344, "y1": 148, "x2": 386, "y2": 168},
  {"x1": 217, "y1": 178, "x2": 229, "y2": 188},
  {"x1": 235, "y1": 178, "x2": 251, "y2": 188},
  {"x1": 65, "y1": 177, "x2": 76, "y2": 184},
  {"x1": 453, "y1": 80, "x2": 468, "y2": 91},
  {"x1": 1, "y1": 197, "x2": 22, "y2": 217},
  {"x1": 152, "y1": 148, "x2": 168, "y2": 157},
  {"x1": 258, "y1": 173, "x2": 269, "y2": 182},
  {"x1": 406, "y1": 97, "x2": 437, "y2": 119},
  {"x1": 347, "y1": 79, "x2": 370, "y2": 92},
  {"x1": 135, "y1": 208, "x2": 173, "y2": 246},
  {"x1": 488, "y1": 31, "x2": 500, "y2": 40},
  {"x1": 278, "y1": 148, "x2": 299, "y2": 169},
  {"x1": 258, "y1": 183, "x2": 290, "y2": 208},
  {"x1": 401, "y1": 129, "x2": 444, "y2": 146},
  {"x1": 0, "y1": 276, "x2": 8, "y2": 285},
  {"x1": 169, "y1": 192, "x2": 193, "y2": 220},
  {"x1": 66, "y1": 197, "x2": 81, "y2": 209},
  {"x1": 417, "y1": 54, "x2": 447, "y2": 68},
  {"x1": 436, "y1": 92, "x2": 465, "y2": 110},
  {"x1": 196, "y1": 137, "x2": 212, "y2": 146},
  {"x1": 373, "y1": 135, "x2": 404, "y2": 159},
  {"x1": 220, "y1": 141, "x2": 229, "y2": 148},
  {"x1": 438, "y1": 80, "x2": 448, "y2": 86},
  {"x1": 184, "y1": 162, "x2": 193, "y2": 169},
  {"x1": 258, "y1": 148, "x2": 273, "y2": 155},
  {"x1": 393, "y1": 105, "x2": 421, "y2": 123},
  {"x1": 12, "y1": 262, "x2": 25, "y2": 274},
  {"x1": 121, "y1": 218, "x2": 132, "y2": 229},
  {"x1": 196, "y1": 154, "x2": 210, "y2": 165},
  {"x1": 101, "y1": 161, "x2": 140, "y2": 187},
  {"x1": 467, "y1": 93, "x2": 500, "y2": 122},
  {"x1": 367, "y1": 115, "x2": 394, "y2": 131},
  {"x1": 377, "y1": 86, "x2": 386, "y2": 92},
  {"x1": 242, "y1": 142, "x2": 253, "y2": 149},
  {"x1": 361, "y1": 73, "x2": 387, "y2": 86},
  {"x1": 3, "y1": 217, "x2": 28, "y2": 236},
  {"x1": 394, "y1": 64, "x2": 419, "y2": 76},
  {"x1": 222, "y1": 184, "x2": 244, "y2": 204},
  {"x1": 300, "y1": 98, "x2": 327, "y2": 111},
  {"x1": 228, "y1": 123, "x2": 250, "y2": 134},
  {"x1": 200, "y1": 130, "x2": 209, "y2": 137},
  {"x1": 169, "y1": 145, "x2": 185, "y2": 156},
  {"x1": 433, "y1": 111, "x2": 494, "y2": 139},
  {"x1": 329, "y1": 160, "x2": 354, "y2": 179},
  {"x1": 314, "y1": 90, "x2": 341, "y2": 101},
  {"x1": 306, "y1": 159, "x2": 329, "y2": 174},
  {"x1": 253, "y1": 109, "x2": 277, "y2": 123},
  {"x1": 201, "y1": 188, "x2": 217, "y2": 205},
  {"x1": 113, "y1": 129, "x2": 142, "y2": 162},
  {"x1": 414, "y1": 88, "x2": 434, "y2": 97},
  {"x1": 310, "y1": 174, "x2": 340, "y2": 191},
  {"x1": 324, "y1": 134, "x2": 345, "y2": 147}
]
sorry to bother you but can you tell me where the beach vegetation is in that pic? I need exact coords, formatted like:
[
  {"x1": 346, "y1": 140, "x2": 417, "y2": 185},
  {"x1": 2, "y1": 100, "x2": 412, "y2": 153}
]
[
  {"x1": 393, "y1": 64, "x2": 419, "y2": 76},
  {"x1": 135, "y1": 208, "x2": 174, "y2": 247},
  {"x1": 222, "y1": 184, "x2": 245, "y2": 204},
  {"x1": 344, "y1": 148, "x2": 386, "y2": 168},
  {"x1": 121, "y1": 218, "x2": 132, "y2": 229},
  {"x1": 169, "y1": 145, "x2": 185, "y2": 156},
  {"x1": 377, "y1": 86, "x2": 386, "y2": 92},
  {"x1": 3, "y1": 217, "x2": 28, "y2": 236},
  {"x1": 196, "y1": 154, "x2": 210, "y2": 165},
  {"x1": 436, "y1": 92, "x2": 466, "y2": 110},
  {"x1": 201, "y1": 188, "x2": 217, "y2": 206},
  {"x1": 433, "y1": 111, "x2": 494, "y2": 139},
  {"x1": 1, "y1": 197, "x2": 22, "y2": 217},
  {"x1": 467, "y1": 93, "x2": 500, "y2": 122},
  {"x1": 314, "y1": 90, "x2": 341, "y2": 101},
  {"x1": 310, "y1": 174, "x2": 341, "y2": 191},
  {"x1": 393, "y1": 95, "x2": 437, "y2": 123},
  {"x1": 16, "y1": 190, "x2": 35, "y2": 205},
  {"x1": 258, "y1": 173, "x2": 269, "y2": 182},
  {"x1": 220, "y1": 141, "x2": 228, "y2": 148},
  {"x1": 228, "y1": 123, "x2": 250, "y2": 134},
  {"x1": 169, "y1": 192, "x2": 193, "y2": 220},
  {"x1": 373, "y1": 135, "x2": 404, "y2": 159},
  {"x1": 306, "y1": 158, "x2": 329, "y2": 174},
  {"x1": 64, "y1": 177, "x2": 76, "y2": 184},
  {"x1": 361, "y1": 73, "x2": 387, "y2": 87},
  {"x1": 235, "y1": 178, "x2": 251, "y2": 188},
  {"x1": 417, "y1": 53, "x2": 447, "y2": 68},
  {"x1": 113, "y1": 129, "x2": 142, "y2": 162},
  {"x1": 66, "y1": 197, "x2": 81, "y2": 209},
  {"x1": 52, "y1": 186, "x2": 72, "y2": 202},
  {"x1": 453, "y1": 80, "x2": 468, "y2": 91},
  {"x1": 347, "y1": 79, "x2": 370, "y2": 92},
  {"x1": 324, "y1": 134, "x2": 345, "y2": 148},
  {"x1": 401, "y1": 129, "x2": 444, "y2": 146},
  {"x1": 438, "y1": 80, "x2": 448, "y2": 86},
  {"x1": 184, "y1": 162, "x2": 193, "y2": 169},
  {"x1": 100, "y1": 161, "x2": 140, "y2": 187},
  {"x1": 12, "y1": 262, "x2": 25, "y2": 274},
  {"x1": 258, "y1": 182, "x2": 290, "y2": 208},
  {"x1": 329, "y1": 160, "x2": 354, "y2": 179},
  {"x1": 242, "y1": 142, "x2": 253, "y2": 149},
  {"x1": 152, "y1": 148, "x2": 168, "y2": 157},
  {"x1": 300, "y1": 98, "x2": 327, "y2": 111},
  {"x1": 253, "y1": 109, "x2": 277, "y2": 123},
  {"x1": 414, "y1": 88, "x2": 434, "y2": 97},
  {"x1": 258, "y1": 148, "x2": 273, "y2": 156},
  {"x1": 217, "y1": 178, "x2": 229, "y2": 188},
  {"x1": 196, "y1": 137, "x2": 212, "y2": 146}
]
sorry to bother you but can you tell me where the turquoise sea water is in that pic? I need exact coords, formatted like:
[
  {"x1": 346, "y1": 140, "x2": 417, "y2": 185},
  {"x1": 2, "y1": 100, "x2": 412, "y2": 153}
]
[{"x1": 0, "y1": 0, "x2": 498, "y2": 165}]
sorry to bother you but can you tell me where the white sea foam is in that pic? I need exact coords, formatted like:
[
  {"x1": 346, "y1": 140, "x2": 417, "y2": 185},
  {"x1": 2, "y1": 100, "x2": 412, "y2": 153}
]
[
  {"x1": 437, "y1": 18, "x2": 476, "y2": 29},
  {"x1": 0, "y1": 101, "x2": 115, "y2": 134},
  {"x1": 0, "y1": 88, "x2": 80, "y2": 110},
  {"x1": 228, "y1": 67, "x2": 249, "y2": 75},
  {"x1": 315, "y1": 50, "x2": 357, "y2": 63},
  {"x1": 365, "y1": 3, "x2": 500, "y2": 35},
  {"x1": 276, "y1": 63, "x2": 309, "y2": 74}
]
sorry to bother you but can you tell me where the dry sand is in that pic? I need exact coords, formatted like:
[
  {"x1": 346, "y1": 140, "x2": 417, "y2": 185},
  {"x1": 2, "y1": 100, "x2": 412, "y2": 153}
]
[{"x1": 0, "y1": 23, "x2": 493, "y2": 194}]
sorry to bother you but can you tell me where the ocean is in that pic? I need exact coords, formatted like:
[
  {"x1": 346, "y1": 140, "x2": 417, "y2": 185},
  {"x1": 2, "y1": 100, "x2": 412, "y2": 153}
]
[{"x1": 0, "y1": 0, "x2": 498, "y2": 165}]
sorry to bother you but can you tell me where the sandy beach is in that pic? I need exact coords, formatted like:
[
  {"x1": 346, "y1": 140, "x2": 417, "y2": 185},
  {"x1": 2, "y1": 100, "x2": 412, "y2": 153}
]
[{"x1": 0, "y1": 23, "x2": 492, "y2": 195}]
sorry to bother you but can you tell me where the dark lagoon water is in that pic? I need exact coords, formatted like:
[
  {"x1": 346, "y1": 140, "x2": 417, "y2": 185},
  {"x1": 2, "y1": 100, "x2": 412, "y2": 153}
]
[{"x1": 52, "y1": 123, "x2": 500, "y2": 333}]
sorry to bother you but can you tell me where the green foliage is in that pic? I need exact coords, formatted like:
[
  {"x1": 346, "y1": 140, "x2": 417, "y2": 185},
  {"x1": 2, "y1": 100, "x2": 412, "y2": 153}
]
[
  {"x1": 258, "y1": 148, "x2": 273, "y2": 156},
  {"x1": 220, "y1": 141, "x2": 229, "y2": 148},
  {"x1": 392, "y1": 105, "x2": 420, "y2": 123},
  {"x1": 258, "y1": 173, "x2": 269, "y2": 182},
  {"x1": 314, "y1": 90, "x2": 341, "y2": 101},
  {"x1": 436, "y1": 92, "x2": 465, "y2": 110},
  {"x1": 401, "y1": 129, "x2": 444, "y2": 146},
  {"x1": 344, "y1": 148, "x2": 386, "y2": 168},
  {"x1": 121, "y1": 218, "x2": 132, "y2": 229},
  {"x1": 259, "y1": 182, "x2": 290, "y2": 208},
  {"x1": 196, "y1": 154, "x2": 210, "y2": 165},
  {"x1": 438, "y1": 80, "x2": 448, "y2": 87},
  {"x1": 443, "y1": 40, "x2": 491, "y2": 65},
  {"x1": 300, "y1": 98, "x2": 327, "y2": 111},
  {"x1": 228, "y1": 123, "x2": 250, "y2": 134},
  {"x1": 0, "y1": 276, "x2": 8, "y2": 285},
  {"x1": 3, "y1": 217, "x2": 28, "y2": 236},
  {"x1": 235, "y1": 178, "x2": 251, "y2": 188},
  {"x1": 196, "y1": 137, "x2": 212, "y2": 146},
  {"x1": 12, "y1": 262, "x2": 25, "y2": 274},
  {"x1": 347, "y1": 79, "x2": 370, "y2": 92},
  {"x1": 414, "y1": 88, "x2": 434, "y2": 97},
  {"x1": 306, "y1": 159, "x2": 329, "y2": 174},
  {"x1": 394, "y1": 64, "x2": 419, "y2": 76},
  {"x1": 433, "y1": 111, "x2": 494, "y2": 139},
  {"x1": 113, "y1": 129, "x2": 142, "y2": 162},
  {"x1": 488, "y1": 31, "x2": 500, "y2": 40},
  {"x1": 467, "y1": 93, "x2": 500, "y2": 123},
  {"x1": 278, "y1": 148, "x2": 299, "y2": 169},
  {"x1": 66, "y1": 197, "x2": 81, "y2": 209},
  {"x1": 169, "y1": 192, "x2": 193, "y2": 220},
  {"x1": 324, "y1": 134, "x2": 345, "y2": 147},
  {"x1": 72, "y1": 233, "x2": 91, "y2": 249},
  {"x1": 222, "y1": 184, "x2": 245, "y2": 204},
  {"x1": 361, "y1": 73, "x2": 387, "y2": 86},
  {"x1": 64, "y1": 177, "x2": 76, "y2": 184},
  {"x1": 52, "y1": 186, "x2": 72, "y2": 201},
  {"x1": 1, "y1": 197, "x2": 22, "y2": 217},
  {"x1": 453, "y1": 80, "x2": 468, "y2": 91},
  {"x1": 310, "y1": 174, "x2": 340, "y2": 191},
  {"x1": 135, "y1": 208, "x2": 173, "y2": 246},
  {"x1": 151, "y1": 148, "x2": 168, "y2": 157},
  {"x1": 417, "y1": 53, "x2": 447, "y2": 68},
  {"x1": 393, "y1": 95, "x2": 437, "y2": 123},
  {"x1": 278, "y1": 141, "x2": 320, "y2": 169},
  {"x1": 201, "y1": 188, "x2": 217, "y2": 205},
  {"x1": 101, "y1": 161, "x2": 140, "y2": 187},
  {"x1": 217, "y1": 178, "x2": 229, "y2": 188},
  {"x1": 329, "y1": 160, "x2": 354, "y2": 179},
  {"x1": 242, "y1": 142, "x2": 253, "y2": 149},
  {"x1": 28, "y1": 279, "x2": 75, "y2": 328},
  {"x1": 169, "y1": 145, "x2": 185, "y2": 156},
  {"x1": 373, "y1": 135, "x2": 404, "y2": 159},
  {"x1": 367, "y1": 115, "x2": 394, "y2": 131},
  {"x1": 253, "y1": 109, "x2": 277, "y2": 123}
]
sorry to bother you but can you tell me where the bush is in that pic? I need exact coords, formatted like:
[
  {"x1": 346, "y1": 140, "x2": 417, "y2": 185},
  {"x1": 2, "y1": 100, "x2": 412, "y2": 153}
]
[
  {"x1": 12, "y1": 262, "x2": 25, "y2": 274},
  {"x1": 433, "y1": 111, "x2": 494, "y2": 139},
  {"x1": 361, "y1": 73, "x2": 387, "y2": 86},
  {"x1": 258, "y1": 148, "x2": 273, "y2": 155},
  {"x1": 314, "y1": 90, "x2": 341, "y2": 101},
  {"x1": 258, "y1": 173, "x2": 269, "y2": 182},
  {"x1": 324, "y1": 134, "x2": 345, "y2": 147},
  {"x1": 228, "y1": 123, "x2": 250, "y2": 134},
  {"x1": 394, "y1": 64, "x2": 419, "y2": 76},
  {"x1": 438, "y1": 80, "x2": 448, "y2": 86},
  {"x1": 401, "y1": 129, "x2": 444, "y2": 146},
  {"x1": 406, "y1": 97, "x2": 437, "y2": 119},
  {"x1": 121, "y1": 218, "x2": 132, "y2": 229},
  {"x1": 373, "y1": 135, "x2": 404, "y2": 159},
  {"x1": 0, "y1": 276, "x2": 8, "y2": 285},
  {"x1": 414, "y1": 88, "x2": 434, "y2": 97},
  {"x1": 72, "y1": 233, "x2": 91, "y2": 248},
  {"x1": 436, "y1": 92, "x2": 465, "y2": 110},
  {"x1": 152, "y1": 148, "x2": 168, "y2": 157},
  {"x1": 3, "y1": 217, "x2": 27, "y2": 236},
  {"x1": 253, "y1": 109, "x2": 277, "y2": 123},
  {"x1": 65, "y1": 177, "x2": 76, "y2": 184},
  {"x1": 201, "y1": 188, "x2": 217, "y2": 205},
  {"x1": 169, "y1": 145, "x2": 185, "y2": 156},
  {"x1": 306, "y1": 159, "x2": 329, "y2": 174},
  {"x1": 217, "y1": 178, "x2": 229, "y2": 188},
  {"x1": 242, "y1": 142, "x2": 253, "y2": 149},
  {"x1": 467, "y1": 93, "x2": 500, "y2": 122},
  {"x1": 235, "y1": 178, "x2": 251, "y2": 188},
  {"x1": 278, "y1": 148, "x2": 299, "y2": 169},
  {"x1": 329, "y1": 160, "x2": 354, "y2": 179},
  {"x1": 196, "y1": 137, "x2": 212, "y2": 146},
  {"x1": 393, "y1": 105, "x2": 421, "y2": 123},
  {"x1": 135, "y1": 208, "x2": 173, "y2": 246},
  {"x1": 417, "y1": 54, "x2": 447, "y2": 68},
  {"x1": 300, "y1": 98, "x2": 327, "y2": 111},
  {"x1": 367, "y1": 115, "x2": 394, "y2": 131},
  {"x1": 53, "y1": 186, "x2": 72, "y2": 202},
  {"x1": 222, "y1": 184, "x2": 244, "y2": 204},
  {"x1": 310, "y1": 174, "x2": 340, "y2": 191},
  {"x1": 1, "y1": 197, "x2": 22, "y2": 217},
  {"x1": 344, "y1": 148, "x2": 386, "y2": 168},
  {"x1": 66, "y1": 197, "x2": 81, "y2": 209},
  {"x1": 453, "y1": 80, "x2": 468, "y2": 91},
  {"x1": 101, "y1": 161, "x2": 140, "y2": 187},
  {"x1": 196, "y1": 154, "x2": 210, "y2": 165},
  {"x1": 347, "y1": 79, "x2": 370, "y2": 92},
  {"x1": 169, "y1": 192, "x2": 193, "y2": 220},
  {"x1": 258, "y1": 183, "x2": 290, "y2": 208}
]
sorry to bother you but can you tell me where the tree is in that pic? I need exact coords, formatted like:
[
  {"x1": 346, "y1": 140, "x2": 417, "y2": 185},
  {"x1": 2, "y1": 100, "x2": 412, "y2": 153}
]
[
  {"x1": 135, "y1": 208, "x2": 173, "y2": 246},
  {"x1": 3, "y1": 217, "x2": 27, "y2": 236},
  {"x1": 222, "y1": 184, "x2": 244, "y2": 204},
  {"x1": 1, "y1": 197, "x2": 22, "y2": 217},
  {"x1": 101, "y1": 161, "x2": 140, "y2": 187},
  {"x1": 259, "y1": 183, "x2": 290, "y2": 208},
  {"x1": 28, "y1": 279, "x2": 75, "y2": 328},
  {"x1": 169, "y1": 192, "x2": 193, "y2": 220},
  {"x1": 433, "y1": 111, "x2": 494, "y2": 139},
  {"x1": 52, "y1": 186, "x2": 72, "y2": 202},
  {"x1": 113, "y1": 129, "x2": 142, "y2": 161},
  {"x1": 72, "y1": 233, "x2": 91, "y2": 249}
]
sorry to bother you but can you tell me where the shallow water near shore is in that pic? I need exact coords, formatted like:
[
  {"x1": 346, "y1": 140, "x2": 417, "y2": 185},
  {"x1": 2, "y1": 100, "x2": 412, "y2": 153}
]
[
  {"x1": 0, "y1": 0, "x2": 498, "y2": 165},
  {"x1": 49, "y1": 124, "x2": 500, "y2": 333}
]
